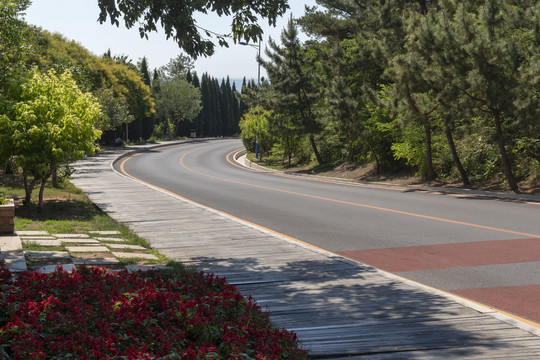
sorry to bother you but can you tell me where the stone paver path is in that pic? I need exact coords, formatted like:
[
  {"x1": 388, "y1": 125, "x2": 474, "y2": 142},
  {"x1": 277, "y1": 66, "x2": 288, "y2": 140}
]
[{"x1": 1, "y1": 230, "x2": 167, "y2": 274}]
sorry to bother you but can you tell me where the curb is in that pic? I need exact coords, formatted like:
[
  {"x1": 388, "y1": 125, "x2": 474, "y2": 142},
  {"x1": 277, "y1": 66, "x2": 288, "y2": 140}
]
[{"x1": 235, "y1": 152, "x2": 540, "y2": 204}]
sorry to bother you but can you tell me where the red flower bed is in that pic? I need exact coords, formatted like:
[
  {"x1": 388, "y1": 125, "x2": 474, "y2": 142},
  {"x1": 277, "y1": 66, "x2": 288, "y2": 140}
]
[{"x1": 0, "y1": 265, "x2": 307, "y2": 360}]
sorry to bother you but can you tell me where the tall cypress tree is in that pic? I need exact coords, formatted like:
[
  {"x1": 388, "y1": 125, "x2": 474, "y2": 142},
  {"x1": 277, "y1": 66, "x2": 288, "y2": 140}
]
[
  {"x1": 231, "y1": 82, "x2": 240, "y2": 135},
  {"x1": 139, "y1": 57, "x2": 151, "y2": 86},
  {"x1": 200, "y1": 74, "x2": 211, "y2": 137},
  {"x1": 220, "y1": 79, "x2": 231, "y2": 136},
  {"x1": 139, "y1": 56, "x2": 153, "y2": 139},
  {"x1": 239, "y1": 77, "x2": 248, "y2": 120},
  {"x1": 210, "y1": 78, "x2": 222, "y2": 136},
  {"x1": 190, "y1": 71, "x2": 202, "y2": 137}
]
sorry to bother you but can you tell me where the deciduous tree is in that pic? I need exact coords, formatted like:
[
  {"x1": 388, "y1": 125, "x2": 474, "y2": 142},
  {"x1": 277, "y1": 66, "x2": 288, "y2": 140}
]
[
  {"x1": 0, "y1": 69, "x2": 102, "y2": 209},
  {"x1": 0, "y1": 0, "x2": 32, "y2": 100},
  {"x1": 239, "y1": 107, "x2": 274, "y2": 160},
  {"x1": 154, "y1": 78, "x2": 202, "y2": 139},
  {"x1": 96, "y1": 0, "x2": 289, "y2": 58}
]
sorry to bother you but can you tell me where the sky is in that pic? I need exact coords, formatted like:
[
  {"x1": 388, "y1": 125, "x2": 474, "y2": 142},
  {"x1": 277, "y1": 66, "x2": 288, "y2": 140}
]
[{"x1": 23, "y1": 0, "x2": 318, "y2": 81}]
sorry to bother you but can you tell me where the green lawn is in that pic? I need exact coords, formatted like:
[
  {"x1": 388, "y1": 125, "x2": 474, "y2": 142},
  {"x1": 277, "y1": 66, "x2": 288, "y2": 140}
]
[{"x1": 1, "y1": 180, "x2": 168, "y2": 264}]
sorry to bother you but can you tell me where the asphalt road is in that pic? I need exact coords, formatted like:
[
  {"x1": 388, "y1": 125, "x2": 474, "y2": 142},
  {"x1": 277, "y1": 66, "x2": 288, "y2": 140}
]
[{"x1": 116, "y1": 138, "x2": 540, "y2": 323}]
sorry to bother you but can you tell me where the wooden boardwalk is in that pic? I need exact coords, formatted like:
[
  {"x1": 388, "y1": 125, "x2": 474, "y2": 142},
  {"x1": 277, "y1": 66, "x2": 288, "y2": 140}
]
[{"x1": 71, "y1": 148, "x2": 540, "y2": 359}]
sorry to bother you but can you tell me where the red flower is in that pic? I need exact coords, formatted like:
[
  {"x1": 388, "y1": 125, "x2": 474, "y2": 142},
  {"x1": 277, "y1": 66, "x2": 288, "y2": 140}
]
[{"x1": 0, "y1": 264, "x2": 307, "y2": 359}]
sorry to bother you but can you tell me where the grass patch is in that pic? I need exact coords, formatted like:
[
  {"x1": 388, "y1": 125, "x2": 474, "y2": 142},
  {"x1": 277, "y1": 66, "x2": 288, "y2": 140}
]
[
  {"x1": 22, "y1": 241, "x2": 64, "y2": 252},
  {"x1": 10, "y1": 183, "x2": 151, "y2": 248},
  {"x1": 116, "y1": 257, "x2": 162, "y2": 265},
  {"x1": 3, "y1": 179, "x2": 173, "y2": 268},
  {"x1": 25, "y1": 258, "x2": 63, "y2": 268}
]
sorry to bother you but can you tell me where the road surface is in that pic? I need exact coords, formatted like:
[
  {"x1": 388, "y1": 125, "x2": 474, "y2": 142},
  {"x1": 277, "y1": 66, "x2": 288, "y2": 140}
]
[{"x1": 116, "y1": 138, "x2": 540, "y2": 324}]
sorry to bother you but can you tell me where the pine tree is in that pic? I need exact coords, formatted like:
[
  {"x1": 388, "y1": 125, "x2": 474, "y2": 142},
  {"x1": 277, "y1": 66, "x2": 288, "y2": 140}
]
[
  {"x1": 300, "y1": 0, "x2": 442, "y2": 177},
  {"x1": 260, "y1": 17, "x2": 324, "y2": 164},
  {"x1": 417, "y1": 0, "x2": 533, "y2": 192}
]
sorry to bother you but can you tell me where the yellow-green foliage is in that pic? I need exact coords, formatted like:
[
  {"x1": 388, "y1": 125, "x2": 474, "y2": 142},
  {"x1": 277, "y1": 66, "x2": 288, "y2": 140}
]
[
  {"x1": 27, "y1": 31, "x2": 154, "y2": 126},
  {"x1": 239, "y1": 107, "x2": 274, "y2": 156},
  {"x1": 0, "y1": 68, "x2": 102, "y2": 205}
]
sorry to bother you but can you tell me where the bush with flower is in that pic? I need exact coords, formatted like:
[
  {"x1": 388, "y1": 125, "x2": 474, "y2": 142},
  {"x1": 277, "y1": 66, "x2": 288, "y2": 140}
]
[{"x1": 0, "y1": 264, "x2": 307, "y2": 359}]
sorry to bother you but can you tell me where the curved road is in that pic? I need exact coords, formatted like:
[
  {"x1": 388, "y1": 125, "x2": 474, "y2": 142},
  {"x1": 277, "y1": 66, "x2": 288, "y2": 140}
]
[{"x1": 116, "y1": 139, "x2": 540, "y2": 324}]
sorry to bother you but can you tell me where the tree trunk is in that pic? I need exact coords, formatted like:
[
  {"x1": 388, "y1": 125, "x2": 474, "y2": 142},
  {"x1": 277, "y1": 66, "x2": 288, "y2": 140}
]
[
  {"x1": 362, "y1": 134, "x2": 381, "y2": 174},
  {"x1": 423, "y1": 123, "x2": 436, "y2": 181},
  {"x1": 23, "y1": 174, "x2": 31, "y2": 206},
  {"x1": 309, "y1": 135, "x2": 323, "y2": 165},
  {"x1": 347, "y1": 140, "x2": 355, "y2": 163},
  {"x1": 173, "y1": 119, "x2": 183, "y2": 138},
  {"x1": 444, "y1": 121, "x2": 470, "y2": 186},
  {"x1": 38, "y1": 168, "x2": 55, "y2": 211},
  {"x1": 51, "y1": 167, "x2": 58, "y2": 188},
  {"x1": 23, "y1": 174, "x2": 38, "y2": 206},
  {"x1": 287, "y1": 137, "x2": 292, "y2": 167},
  {"x1": 493, "y1": 111, "x2": 519, "y2": 193},
  {"x1": 166, "y1": 119, "x2": 173, "y2": 140},
  {"x1": 418, "y1": 0, "x2": 428, "y2": 15},
  {"x1": 404, "y1": 83, "x2": 436, "y2": 180},
  {"x1": 38, "y1": 178, "x2": 46, "y2": 211}
]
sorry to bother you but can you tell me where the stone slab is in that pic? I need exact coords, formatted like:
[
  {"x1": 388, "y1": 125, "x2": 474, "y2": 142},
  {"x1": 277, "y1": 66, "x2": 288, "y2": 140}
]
[
  {"x1": 112, "y1": 252, "x2": 158, "y2": 260},
  {"x1": 35, "y1": 264, "x2": 77, "y2": 274},
  {"x1": 0, "y1": 235, "x2": 23, "y2": 252},
  {"x1": 54, "y1": 234, "x2": 90, "y2": 238},
  {"x1": 0, "y1": 235, "x2": 27, "y2": 272},
  {"x1": 72, "y1": 257, "x2": 120, "y2": 265},
  {"x1": 60, "y1": 239, "x2": 100, "y2": 244},
  {"x1": 66, "y1": 246, "x2": 110, "y2": 253},
  {"x1": 90, "y1": 231, "x2": 122, "y2": 235},
  {"x1": 95, "y1": 237, "x2": 127, "y2": 242},
  {"x1": 4, "y1": 258, "x2": 27, "y2": 272},
  {"x1": 106, "y1": 244, "x2": 146, "y2": 250},
  {"x1": 22, "y1": 239, "x2": 62, "y2": 246},
  {"x1": 20, "y1": 236, "x2": 57, "y2": 240},
  {"x1": 25, "y1": 251, "x2": 71, "y2": 259},
  {"x1": 16, "y1": 231, "x2": 49, "y2": 236}
]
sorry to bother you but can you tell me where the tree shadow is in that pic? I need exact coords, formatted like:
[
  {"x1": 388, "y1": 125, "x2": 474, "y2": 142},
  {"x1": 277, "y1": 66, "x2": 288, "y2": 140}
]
[
  {"x1": 183, "y1": 255, "x2": 537, "y2": 359},
  {"x1": 400, "y1": 187, "x2": 539, "y2": 205},
  {"x1": 14, "y1": 199, "x2": 102, "y2": 222}
]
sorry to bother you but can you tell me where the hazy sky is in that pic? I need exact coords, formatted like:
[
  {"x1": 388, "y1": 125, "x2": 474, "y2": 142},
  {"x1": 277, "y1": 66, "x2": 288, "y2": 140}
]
[{"x1": 24, "y1": 0, "x2": 318, "y2": 81}]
